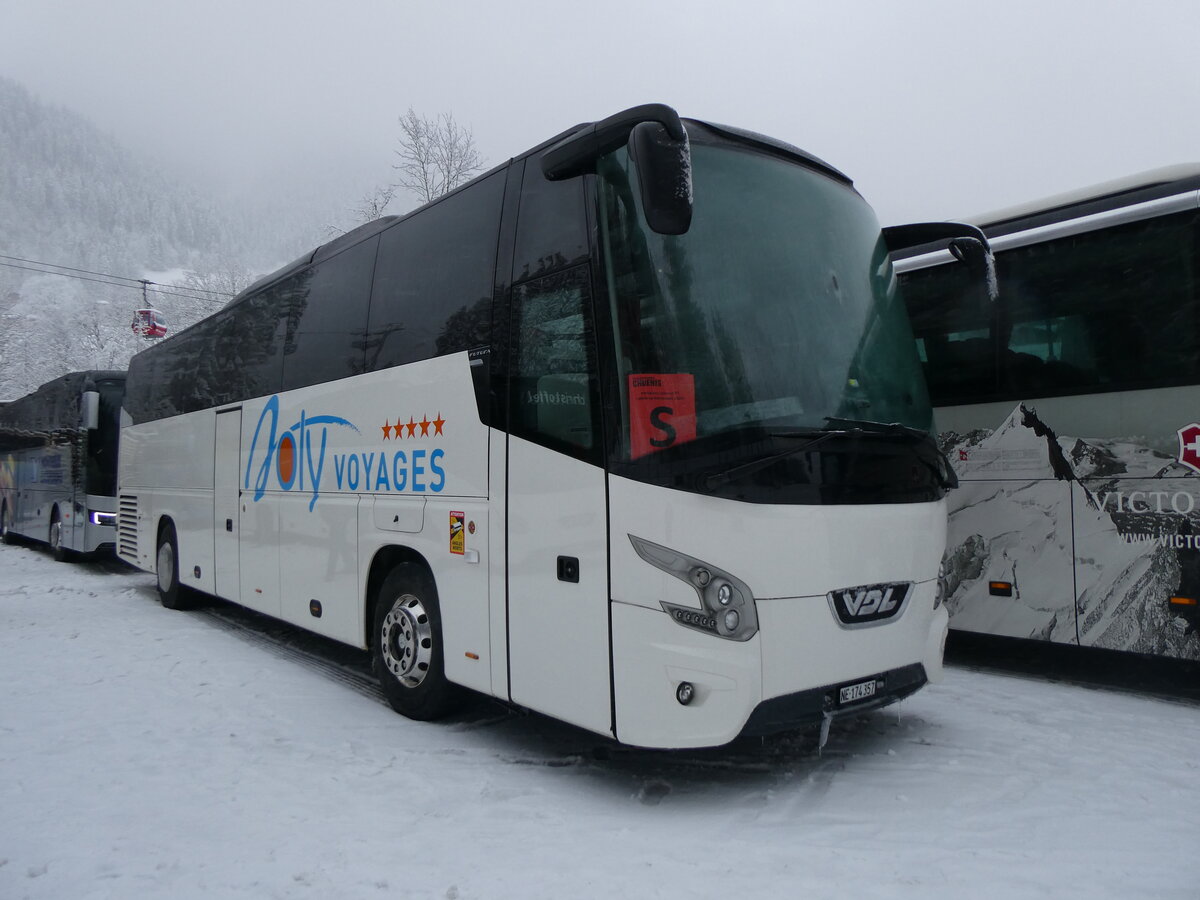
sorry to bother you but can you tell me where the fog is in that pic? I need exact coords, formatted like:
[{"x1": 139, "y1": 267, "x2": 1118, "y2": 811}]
[{"x1": 2, "y1": 0, "x2": 1198, "y2": 222}]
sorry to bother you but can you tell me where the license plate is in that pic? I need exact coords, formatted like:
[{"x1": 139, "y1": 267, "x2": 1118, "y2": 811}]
[{"x1": 839, "y1": 679, "x2": 877, "y2": 705}]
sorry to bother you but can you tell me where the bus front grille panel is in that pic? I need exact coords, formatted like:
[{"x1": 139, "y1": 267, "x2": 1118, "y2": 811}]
[{"x1": 118, "y1": 495, "x2": 139, "y2": 558}]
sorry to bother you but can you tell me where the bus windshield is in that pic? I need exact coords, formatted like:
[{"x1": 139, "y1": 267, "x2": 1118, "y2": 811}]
[
  {"x1": 597, "y1": 137, "x2": 931, "y2": 468},
  {"x1": 86, "y1": 378, "x2": 124, "y2": 497}
]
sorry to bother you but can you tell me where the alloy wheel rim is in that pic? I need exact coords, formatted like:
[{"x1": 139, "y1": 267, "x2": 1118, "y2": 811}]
[
  {"x1": 157, "y1": 541, "x2": 174, "y2": 593},
  {"x1": 380, "y1": 594, "x2": 433, "y2": 688}
]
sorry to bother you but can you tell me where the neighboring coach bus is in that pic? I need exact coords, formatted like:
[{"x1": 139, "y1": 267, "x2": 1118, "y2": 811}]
[
  {"x1": 0, "y1": 370, "x2": 125, "y2": 558},
  {"x1": 895, "y1": 165, "x2": 1200, "y2": 660},
  {"x1": 118, "y1": 104, "x2": 960, "y2": 748}
]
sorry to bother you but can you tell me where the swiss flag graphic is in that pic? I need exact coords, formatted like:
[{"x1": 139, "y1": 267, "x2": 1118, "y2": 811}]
[{"x1": 1179, "y1": 423, "x2": 1200, "y2": 474}]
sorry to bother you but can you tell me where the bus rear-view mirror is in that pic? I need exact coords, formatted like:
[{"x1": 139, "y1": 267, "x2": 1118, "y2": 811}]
[
  {"x1": 627, "y1": 121, "x2": 693, "y2": 236},
  {"x1": 81, "y1": 390, "x2": 100, "y2": 430}
]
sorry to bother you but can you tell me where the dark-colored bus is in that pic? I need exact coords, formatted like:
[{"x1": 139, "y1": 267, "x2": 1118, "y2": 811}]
[{"x1": 1, "y1": 370, "x2": 125, "y2": 558}]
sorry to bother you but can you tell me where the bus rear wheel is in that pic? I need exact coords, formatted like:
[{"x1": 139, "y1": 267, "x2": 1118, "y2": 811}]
[
  {"x1": 1, "y1": 503, "x2": 12, "y2": 544},
  {"x1": 156, "y1": 523, "x2": 192, "y2": 610},
  {"x1": 372, "y1": 564, "x2": 461, "y2": 721}
]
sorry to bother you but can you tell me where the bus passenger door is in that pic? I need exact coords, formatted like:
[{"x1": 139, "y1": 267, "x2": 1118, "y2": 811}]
[
  {"x1": 503, "y1": 266, "x2": 613, "y2": 737},
  {"x1": 214, "y1": 408, "x2": 241, "y2": 603},
  {"x1": 236, "y1": 399, "x2": 280, "y2": 618}
]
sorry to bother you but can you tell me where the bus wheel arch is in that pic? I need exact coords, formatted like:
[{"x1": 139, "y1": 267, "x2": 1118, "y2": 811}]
[
  {"x1": 368, "y1": 551, "x2": 462, "y2": 720},
  {"x1": 155, "y1": 517, "x2": 191, "y2": 610}
]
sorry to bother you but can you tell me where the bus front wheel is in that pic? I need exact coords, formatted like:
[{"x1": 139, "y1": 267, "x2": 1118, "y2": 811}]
[
  {"x1": 372, "y1": 564, "x2": 461, "y2": 721},
  {"x1": 1, "y1": 503, "x2": 12, "y2": 544},
  {"x1": 156, "y1": 523, "x2": 191, "y2": 610},
  {"x1": 49, "y1": 509, "x2": 70, "y2": 562}
]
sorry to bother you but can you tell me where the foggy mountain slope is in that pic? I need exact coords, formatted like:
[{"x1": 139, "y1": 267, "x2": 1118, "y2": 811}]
[
  {"x1": 0, "y1": 76, "x2": 228, "y2": 281},
  {"x1": 0, "y1": 76, "x2": 325, "y2": 399}
]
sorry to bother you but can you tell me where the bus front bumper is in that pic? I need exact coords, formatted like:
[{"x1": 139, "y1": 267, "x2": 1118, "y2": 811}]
[{"x1": 611, "y1": 588, "x2": 947, "y2": 749}]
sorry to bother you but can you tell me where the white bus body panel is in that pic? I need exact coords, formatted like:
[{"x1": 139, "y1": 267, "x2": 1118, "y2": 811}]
[
  {"x1": 119, "y1": 353, "x2": 496, "y2": 675},
  {"x1": 118, "y1": 411, "x2": 217, "y2": 593},
  {"x1": 505, "y1": 437, "x2": 611, "y2": 737},
  {"x1": 608, "y1": 476, "x2": 948, "y2": 748}
]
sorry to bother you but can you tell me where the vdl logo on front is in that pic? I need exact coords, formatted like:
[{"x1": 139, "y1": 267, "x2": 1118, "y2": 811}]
[{"x1": 827, "y1": 582, "x2": 913, "y2": 628}]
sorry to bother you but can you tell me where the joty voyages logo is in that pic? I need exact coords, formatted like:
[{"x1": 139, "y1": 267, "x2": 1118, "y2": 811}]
[
  {"x1": 1178, "y1": 423, "x2": 1200, "y2": 475},
  {"x1": 245, "y1": 396, "x2": 447, "y2": 511}
]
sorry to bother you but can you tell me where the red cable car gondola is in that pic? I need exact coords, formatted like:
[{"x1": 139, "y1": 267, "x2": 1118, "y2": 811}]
[{"x1": 132, "y1": 308, "x2": 168, "y2": 339}]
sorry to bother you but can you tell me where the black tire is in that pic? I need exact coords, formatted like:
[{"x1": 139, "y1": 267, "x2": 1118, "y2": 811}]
[
  {"x1": 372, "y1": 563, "x2": 462, "y2": 720},
  {"x1": 0, "y1": 503, "x2": 13, "y2": 544},
  {"x1": 49, "y1": 508, "x2": 71, "y2": 562},
  {"x1": 155, "y1": 522, "x2": 191, "y2": 610}
]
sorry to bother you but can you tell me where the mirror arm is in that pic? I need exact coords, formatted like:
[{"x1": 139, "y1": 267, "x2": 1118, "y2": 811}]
[
  {"x1": 541, "y1": 103, "x2": 686, "y2": 180},
  {"x1": 882, "y1": 221, "x2": 991, "y2": 255}
]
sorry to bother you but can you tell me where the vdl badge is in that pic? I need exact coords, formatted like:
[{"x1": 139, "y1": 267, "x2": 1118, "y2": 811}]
[{"x1": 827, "y1": 581, "x2": 913, "y2": 628}]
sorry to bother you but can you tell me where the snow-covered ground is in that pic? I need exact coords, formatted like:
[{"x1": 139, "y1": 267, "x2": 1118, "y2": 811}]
[{"x1": 2, "y1": 542, "x2": 1198, "y2": 900}]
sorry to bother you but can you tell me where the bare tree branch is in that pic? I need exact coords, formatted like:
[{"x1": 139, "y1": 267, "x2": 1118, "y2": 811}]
[{"x1": 393, "y1": 108, "x2": 483, "y2": 204}]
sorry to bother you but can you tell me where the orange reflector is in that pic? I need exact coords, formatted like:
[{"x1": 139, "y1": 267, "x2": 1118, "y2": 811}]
[
  {"x1": 465, "y1": 652, "x2": 480, "y2": 660},
  {"x1": 989, "y1": 581, "x2": 1014, "y2": 597},
  {"x1": 1169, "y1": 596, "x2": 1198, "y2": 607}
]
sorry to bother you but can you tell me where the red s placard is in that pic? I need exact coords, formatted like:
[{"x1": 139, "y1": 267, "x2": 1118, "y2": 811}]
[{"x1": 628, "y1": 374, "x2": 696, "y2": 459}]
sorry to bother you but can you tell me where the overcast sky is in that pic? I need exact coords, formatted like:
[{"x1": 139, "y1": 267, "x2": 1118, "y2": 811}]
[{"x1": 2, "y1": 0, "x2": 1198, "y2": 224}]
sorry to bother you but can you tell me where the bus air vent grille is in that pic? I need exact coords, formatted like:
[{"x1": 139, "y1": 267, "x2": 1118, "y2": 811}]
[{"x1": 118, "y1": 495, "x2": 139, "y2": 558}]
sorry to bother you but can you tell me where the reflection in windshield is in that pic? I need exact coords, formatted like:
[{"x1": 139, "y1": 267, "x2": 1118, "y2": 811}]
[{"x1": 597, "y1": 138, "x2": 931, "y2": 466}]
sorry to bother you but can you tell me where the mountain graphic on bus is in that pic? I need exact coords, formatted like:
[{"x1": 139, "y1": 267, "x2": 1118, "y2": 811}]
[{"x1": 939, "y1": 403, "x2": 1200, "y2": 660}]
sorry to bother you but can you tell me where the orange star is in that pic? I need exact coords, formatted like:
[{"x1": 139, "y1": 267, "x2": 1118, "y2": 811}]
[
  {"x1": 419, "y1": 416, "x2": 431, "y2": 437},
  {"x1": 381, "y1": 419, "x2": 392, "y2": 440},
  {"x1": 394, "y1": 415, "x2": 405, "y2": 438},
  {"x1": 433, "y1": 413, "x2": 445, "y2": 436},
  {"x1": 406, "y1": 417, "x2": 417, "y2": 438}
]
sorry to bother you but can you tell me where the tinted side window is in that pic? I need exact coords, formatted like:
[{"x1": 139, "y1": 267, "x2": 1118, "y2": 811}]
[
  {"x1": 217, "y1": 286, "x2": 287, "y2": 403},
  {"x1": 282, "y1": 237, "x2": 378, "y2": 391},
  {"x1": 904, "y1": 262, "x2": 995, "y2": 405},
  {"x1": 996, "y1": 211, "x2": 1200, "y2": 394},
  {"x1": 367, "y1": 172, "x2": 504, "y2": 371},
  {"x1": 509, "y1": 264, "x2": 601, "y2": 463},
  {"x1": 905, "y1": 210, "x2": 1200, "y2": 405},
  {"x1": 126, "y1": 348, "x2": 177, "y2": 424},
  {"x1": 513, "y1": 163, "x2": 589, "y2": 281}
]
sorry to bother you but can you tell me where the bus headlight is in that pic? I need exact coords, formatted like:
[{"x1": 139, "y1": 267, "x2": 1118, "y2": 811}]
[
  {"x1": 629, "y1": 535, "x2": 759, "y2": 642},
  {"x1": 89, "y1": 511, "x2": 117, "y2": 527}
]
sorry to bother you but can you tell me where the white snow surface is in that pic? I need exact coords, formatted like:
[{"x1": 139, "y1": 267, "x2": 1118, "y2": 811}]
[{"x1": 2, "y1": 543, "x2": 1199, "y2": 900}]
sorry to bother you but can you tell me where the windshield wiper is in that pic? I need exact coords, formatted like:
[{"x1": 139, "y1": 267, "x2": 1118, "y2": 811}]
[
  {"x1": 822, "y1": 417, "x2": 927, "y2": 441},
  {"x1": 826, "y1": 417, "x2": 957, "y2": 489},
  {"x1": 699, "y1": 429, "x2": 843, "y2": 491},
  {"x1": 699, "y1": 419, "x2": 954, "y2": 492}
]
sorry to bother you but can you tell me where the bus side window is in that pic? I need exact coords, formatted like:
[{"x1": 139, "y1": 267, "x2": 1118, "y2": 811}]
[
  {"x1": 510, "y1": 264, "x2": 601, "y2": 463},
  {"x1": 512, "y1": 160, "x2": 589, "y2": 282},
  {"x1": 366, "y1": 172, "x2": 505, "y2": 372},
  {"x1": 282, "y1": 236, "x2": 378, "y2": 392},
  {"x1": 903, "y1": 262, "x2": 996, "y2": 405}
]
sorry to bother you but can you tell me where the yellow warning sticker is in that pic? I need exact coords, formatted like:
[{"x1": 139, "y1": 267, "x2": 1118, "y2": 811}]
[{"x1": 450, "y1": 511, "x2": 465, "y2": 555}]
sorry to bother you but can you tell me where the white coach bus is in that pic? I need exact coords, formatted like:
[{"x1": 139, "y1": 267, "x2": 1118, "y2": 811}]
[
  {"x1": 118, "y1": 104, "x2": 964, "y2": 748},
  {"x1": 895, "y1": 165, "x2": 1200, "y2": 660},
  {"x1": 1, "y1": 370, "x2": 124, "y2": 558}
]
